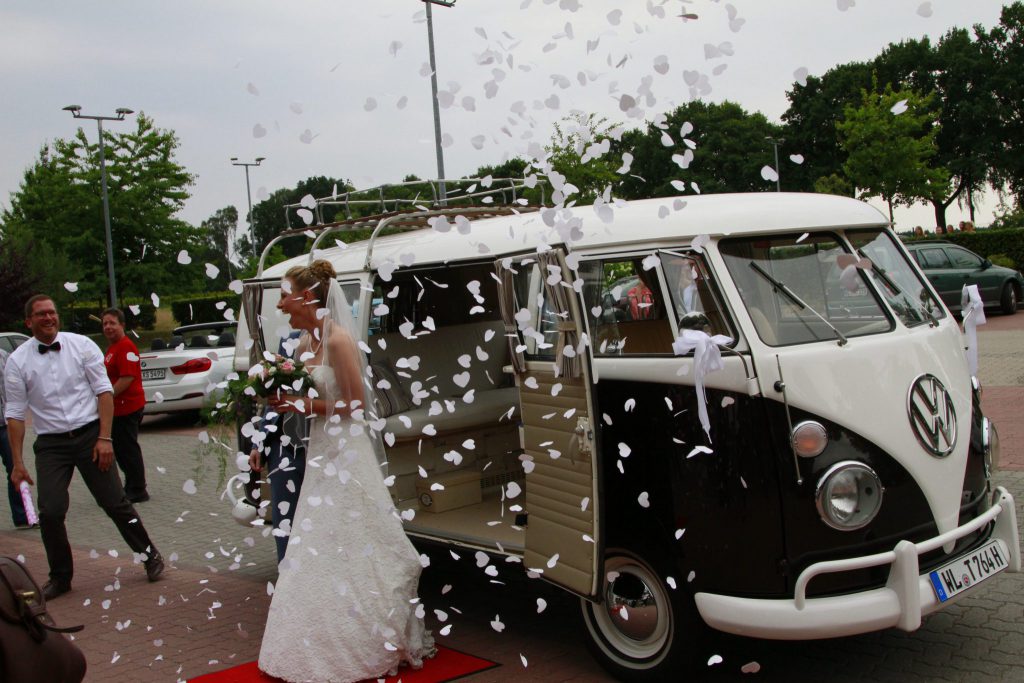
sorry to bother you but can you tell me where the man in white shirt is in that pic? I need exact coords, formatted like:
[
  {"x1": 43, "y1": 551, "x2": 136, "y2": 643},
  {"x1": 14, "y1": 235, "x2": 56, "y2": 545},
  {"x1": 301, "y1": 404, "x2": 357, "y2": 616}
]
[{"x1": 4, "y1": 294, "x2": 163, "y2": 600}]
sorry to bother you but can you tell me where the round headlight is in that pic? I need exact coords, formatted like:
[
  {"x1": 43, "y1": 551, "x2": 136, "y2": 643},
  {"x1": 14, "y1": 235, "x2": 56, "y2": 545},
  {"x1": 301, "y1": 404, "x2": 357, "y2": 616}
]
[
  {"x1": 815, "y1": 461, "x2": 884, "y2": 531},
  {"x1": 792, "y1": 421, "x2": 828, "y2": 458}
]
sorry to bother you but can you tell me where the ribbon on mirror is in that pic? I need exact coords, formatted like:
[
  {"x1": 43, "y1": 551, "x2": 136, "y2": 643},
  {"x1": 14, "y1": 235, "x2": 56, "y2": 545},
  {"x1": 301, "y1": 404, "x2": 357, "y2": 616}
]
[
  {"x1": 961, "y1": 284, "x2": 986, "y2": 377},
  {"x1": 672, "y1": 329, "x2": 734, "y2": 441}
]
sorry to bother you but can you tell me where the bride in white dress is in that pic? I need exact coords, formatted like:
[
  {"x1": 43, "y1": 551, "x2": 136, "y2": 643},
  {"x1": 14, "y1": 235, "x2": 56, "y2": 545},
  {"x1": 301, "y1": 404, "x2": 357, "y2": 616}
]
[{"x1": 258, "y1": 260, "x2": 435, "y2": 683}]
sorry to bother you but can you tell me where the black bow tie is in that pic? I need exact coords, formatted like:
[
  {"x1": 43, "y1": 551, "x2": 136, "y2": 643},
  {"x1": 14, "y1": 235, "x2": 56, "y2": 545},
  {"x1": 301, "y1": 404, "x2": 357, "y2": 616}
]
[{"x1": 38, "y1": 341, "x2": 61, "y2": 354}]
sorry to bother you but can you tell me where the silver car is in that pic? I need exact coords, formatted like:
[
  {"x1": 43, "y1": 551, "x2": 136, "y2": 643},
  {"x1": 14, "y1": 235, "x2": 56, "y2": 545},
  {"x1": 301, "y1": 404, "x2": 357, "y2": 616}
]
[
  {"x1": 0, "y1": 332, "x2": 30, "y2": 354},
  {"x1": 139, "y1": 322, "x2": 237, "y2": 415}
]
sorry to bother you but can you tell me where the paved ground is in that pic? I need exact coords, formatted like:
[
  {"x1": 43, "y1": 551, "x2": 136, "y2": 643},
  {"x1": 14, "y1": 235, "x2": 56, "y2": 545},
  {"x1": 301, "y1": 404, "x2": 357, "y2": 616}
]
[{"x1": 3, "y1": 314, "x2": 1022, "y2": 682}]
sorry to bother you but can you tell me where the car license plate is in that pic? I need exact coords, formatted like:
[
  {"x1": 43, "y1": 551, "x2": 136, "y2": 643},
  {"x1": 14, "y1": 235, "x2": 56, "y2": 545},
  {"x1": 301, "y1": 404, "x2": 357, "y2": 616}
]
[
  {"x1": 141, "y1": 369, "x2": 166, "y2": 381},
  {"x1": 929, "y1": 540, "x2": 1007, "y2": 602}
]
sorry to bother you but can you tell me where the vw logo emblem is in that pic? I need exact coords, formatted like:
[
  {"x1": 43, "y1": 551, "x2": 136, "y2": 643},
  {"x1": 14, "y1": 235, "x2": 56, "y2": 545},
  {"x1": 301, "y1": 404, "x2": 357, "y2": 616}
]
[{"x1": 907, "y1": 374, "x2": 957, "y2": 457}]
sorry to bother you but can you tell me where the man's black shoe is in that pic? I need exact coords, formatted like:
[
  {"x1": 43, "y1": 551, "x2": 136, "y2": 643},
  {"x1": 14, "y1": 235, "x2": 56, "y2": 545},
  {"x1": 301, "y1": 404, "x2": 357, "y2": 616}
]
[
  {"x1": 127, "y1": 492, "x2": 150, "y2": 503},
  {"x1": 144, "y1": 553, "x2": 164, "y2": 582},
  {"x1": 42, "y1": 581, "x2": 71, "y2": 600}
]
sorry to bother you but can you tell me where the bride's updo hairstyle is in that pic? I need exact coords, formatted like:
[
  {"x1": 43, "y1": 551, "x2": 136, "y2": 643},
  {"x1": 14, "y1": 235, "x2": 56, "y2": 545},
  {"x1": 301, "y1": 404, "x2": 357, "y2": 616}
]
[{"x1": 285, "y1": 259, "x2": 336, "y2": 301}]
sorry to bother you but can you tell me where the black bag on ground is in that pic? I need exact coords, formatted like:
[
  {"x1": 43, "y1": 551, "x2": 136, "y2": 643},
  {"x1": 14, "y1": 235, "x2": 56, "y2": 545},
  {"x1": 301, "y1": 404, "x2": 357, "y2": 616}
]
[{"x1": 0, "y1": 556, "x2": 86, "y2": 683}]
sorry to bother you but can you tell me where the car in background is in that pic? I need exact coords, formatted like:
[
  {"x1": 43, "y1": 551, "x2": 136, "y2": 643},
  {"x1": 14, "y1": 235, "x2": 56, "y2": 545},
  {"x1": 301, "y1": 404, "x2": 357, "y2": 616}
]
[
  {"x1": 0, "y1": 332, "x2": 30, "y2": 354},
  {"x1": 905, "y1": 241, "x2": 1023, "y2": 315},
  {"x1": 139, "y1": 322, "x2": 237, "y2": 415}
]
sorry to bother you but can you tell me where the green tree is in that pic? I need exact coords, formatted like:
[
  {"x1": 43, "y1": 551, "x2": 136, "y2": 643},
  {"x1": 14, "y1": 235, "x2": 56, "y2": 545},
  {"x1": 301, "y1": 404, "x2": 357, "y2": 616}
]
[
  {"x1": 784, "y1": 25, "x2": 1002, "y2": 226},
  {"x1": 544, "y1": 113, "x2": 621, "y2": 204},
  {"x1": 781, "y1": 62, "x2": 875, "y2": 192},
  {"x1": 837, "y1": 84, "x2": 948, "y2": 223},
  {"x1": 198, "y1": 205, "x2": 239, "y2": 287},
  {"x1": 813, "y1": 173, "x2": 855, "y2": 197},
  {"x1": 982, "y1": 2, "x2": 1024, "y2": 207},
  {"x1": 1, "y1": 114, "x2": 201, "y2": 304},
  {"x1": 242, "y1": 176, "x2": 353, "y2": 264},
  {"x1": 0, "y1": 228, "x2": 51, "y2": 329},
  {"x1": 617, "y1": 100, "x2": 783, "y2": 199}
]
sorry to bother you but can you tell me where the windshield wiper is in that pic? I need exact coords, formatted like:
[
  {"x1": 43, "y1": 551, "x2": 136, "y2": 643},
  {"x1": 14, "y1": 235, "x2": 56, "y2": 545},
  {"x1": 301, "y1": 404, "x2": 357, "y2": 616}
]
[
  {"x1": 856, "y1": 250, "x2": 902, "y2": 295},
  {"x1": 857, "y1": 249, "x2": 939, "y2": 327},
  {"x1": 749, "y1": 261, "x2": 849, "y2": 346}
]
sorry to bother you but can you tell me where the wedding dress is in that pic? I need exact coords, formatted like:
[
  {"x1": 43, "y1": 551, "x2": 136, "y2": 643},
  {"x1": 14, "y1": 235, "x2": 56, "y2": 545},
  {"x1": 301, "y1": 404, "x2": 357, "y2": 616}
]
[{"x1": 258, "y1": 362, "x2": 435, "y2": 682}]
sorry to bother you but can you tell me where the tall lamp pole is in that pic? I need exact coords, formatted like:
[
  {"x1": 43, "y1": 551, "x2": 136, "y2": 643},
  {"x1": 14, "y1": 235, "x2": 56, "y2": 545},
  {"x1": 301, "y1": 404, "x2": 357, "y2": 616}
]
[
  {"x1": 766, "y1": 136, "x2": 784, "y2": 193},
  {"x1": 423, "y1": 0, "x2": 455, "y2": 206},
  {"x1": 230, "y1": 157, "x2": 265, "y2": 258},
  {"x1": 62, "y1": 105, "x2": 134, "y2": 308}
]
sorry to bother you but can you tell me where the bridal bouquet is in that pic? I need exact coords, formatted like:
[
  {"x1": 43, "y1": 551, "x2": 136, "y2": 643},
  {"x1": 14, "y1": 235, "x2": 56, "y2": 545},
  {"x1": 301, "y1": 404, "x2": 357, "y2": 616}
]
[{"x1": 207, "y1": 356, "x2": 316, "y2": 425}]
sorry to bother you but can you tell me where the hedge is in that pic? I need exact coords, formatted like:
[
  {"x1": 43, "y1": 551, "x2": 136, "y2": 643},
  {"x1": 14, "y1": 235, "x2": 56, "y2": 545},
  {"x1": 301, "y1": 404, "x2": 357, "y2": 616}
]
[
  {"x1": 903, "y1": 228, "x2": 1024, "y2": 272},
  {"x1": 170, "y1": 291, "x2": 241, "y2": 326},
  {"x1": 62, "y1": 300, "x2": 157, "y2": 335}
]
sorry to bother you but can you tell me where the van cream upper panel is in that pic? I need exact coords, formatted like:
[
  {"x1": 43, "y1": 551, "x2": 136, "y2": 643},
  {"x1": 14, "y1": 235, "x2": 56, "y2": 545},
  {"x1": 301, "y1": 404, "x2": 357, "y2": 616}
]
[{"x1": 259, "y1": 194, "x2": 889, "y2": 281}]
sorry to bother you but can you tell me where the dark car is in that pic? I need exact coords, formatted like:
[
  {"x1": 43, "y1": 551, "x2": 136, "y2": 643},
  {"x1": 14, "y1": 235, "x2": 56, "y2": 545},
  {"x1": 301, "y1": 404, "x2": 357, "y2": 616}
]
[{"x1": 905, "y1": 241, "x2": 1023, "y2": 314}]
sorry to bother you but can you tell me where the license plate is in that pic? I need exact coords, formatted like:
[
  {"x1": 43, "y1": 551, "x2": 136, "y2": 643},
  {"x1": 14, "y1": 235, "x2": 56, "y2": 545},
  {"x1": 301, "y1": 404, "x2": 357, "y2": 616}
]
[
  {"x1": 929, "y1": 540, "x2": 1007, "y2": 602},
  {"x1": 141, "y1": 369, "x2": 166, "y2": 381}
]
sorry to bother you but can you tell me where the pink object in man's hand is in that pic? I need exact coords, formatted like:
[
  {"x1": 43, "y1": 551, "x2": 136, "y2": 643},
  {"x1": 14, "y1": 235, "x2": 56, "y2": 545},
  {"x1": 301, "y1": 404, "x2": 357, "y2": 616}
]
[{"x1": 19, "y1": 481, "x2": 39, "y2": 525}]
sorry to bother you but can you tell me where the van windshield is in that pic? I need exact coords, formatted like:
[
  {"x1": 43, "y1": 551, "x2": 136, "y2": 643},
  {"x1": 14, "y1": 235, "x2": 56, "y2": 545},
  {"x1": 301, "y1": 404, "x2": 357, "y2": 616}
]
[
  {"x1": 720, "y1": 233, "x2": 894, "y2": 346},
  {"x1": 845, "y1": 229, "x2": 945, "y2": 327}
]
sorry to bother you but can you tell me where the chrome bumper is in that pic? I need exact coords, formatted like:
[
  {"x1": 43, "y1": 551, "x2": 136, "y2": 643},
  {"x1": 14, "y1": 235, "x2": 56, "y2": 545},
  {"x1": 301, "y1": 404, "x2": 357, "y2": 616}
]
[{"x1": 695, "y1": 486, "x2": 1020, "y2": 640}]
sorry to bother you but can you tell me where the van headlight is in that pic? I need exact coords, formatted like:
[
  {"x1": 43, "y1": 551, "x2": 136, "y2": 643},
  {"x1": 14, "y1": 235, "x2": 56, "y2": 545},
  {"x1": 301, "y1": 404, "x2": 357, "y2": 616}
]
[{"x1": 815, "y1": 461, "x2": 884, "y2": 531}]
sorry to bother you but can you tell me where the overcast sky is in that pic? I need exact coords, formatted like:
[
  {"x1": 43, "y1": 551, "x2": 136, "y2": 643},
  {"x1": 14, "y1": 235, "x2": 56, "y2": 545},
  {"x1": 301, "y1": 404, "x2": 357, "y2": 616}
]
[{"x1": 0, "y1": 0, "x2": 1012, "y2": 233}]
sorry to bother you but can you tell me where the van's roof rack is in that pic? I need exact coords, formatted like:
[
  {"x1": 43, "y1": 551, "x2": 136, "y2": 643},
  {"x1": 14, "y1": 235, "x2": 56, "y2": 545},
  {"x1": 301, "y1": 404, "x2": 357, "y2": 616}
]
[
  {"x1": 280, "y1": 177, "x2": 545, "y2": 228},
  {"x1": 256, "y1": 177, "x2": 547, "y2": 277}
]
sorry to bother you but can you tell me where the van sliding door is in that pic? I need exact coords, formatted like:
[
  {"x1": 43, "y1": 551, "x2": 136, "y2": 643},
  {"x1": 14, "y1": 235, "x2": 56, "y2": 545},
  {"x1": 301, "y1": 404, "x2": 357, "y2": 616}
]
[{"x1": 496, "y1": 250, "x2": 601, "y2": 598}]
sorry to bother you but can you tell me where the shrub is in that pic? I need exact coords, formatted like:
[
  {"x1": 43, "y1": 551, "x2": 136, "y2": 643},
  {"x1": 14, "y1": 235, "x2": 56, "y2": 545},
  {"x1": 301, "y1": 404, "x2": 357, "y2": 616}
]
[
  {"x1": 988, "y1": 254, "x2": 1016, "y2": 269},
  {"x1": 170, "y1": 291, "x2": 241, "y2": 326},
  {"x1": 62, "y1": 300, "x2": 157, "y2": 334}
]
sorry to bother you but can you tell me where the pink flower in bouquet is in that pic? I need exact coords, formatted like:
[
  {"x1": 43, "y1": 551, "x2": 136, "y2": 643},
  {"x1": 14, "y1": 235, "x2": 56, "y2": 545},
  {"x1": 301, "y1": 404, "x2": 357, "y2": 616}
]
[{"x1": 280, "y1": 359, "x2": 296, "y2": 372}]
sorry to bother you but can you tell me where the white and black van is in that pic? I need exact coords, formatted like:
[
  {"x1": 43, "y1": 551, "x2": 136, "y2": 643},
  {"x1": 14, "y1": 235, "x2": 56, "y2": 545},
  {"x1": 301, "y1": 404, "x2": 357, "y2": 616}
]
[{"x1": 233, "y1": 189, "x2": 1020, "y2": 680}]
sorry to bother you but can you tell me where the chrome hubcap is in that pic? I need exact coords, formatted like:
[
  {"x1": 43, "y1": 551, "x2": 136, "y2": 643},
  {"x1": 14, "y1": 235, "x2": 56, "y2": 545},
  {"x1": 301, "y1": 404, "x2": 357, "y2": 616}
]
[{"x1": 604, "y1": 571, "x2": 661, "y2": 641}]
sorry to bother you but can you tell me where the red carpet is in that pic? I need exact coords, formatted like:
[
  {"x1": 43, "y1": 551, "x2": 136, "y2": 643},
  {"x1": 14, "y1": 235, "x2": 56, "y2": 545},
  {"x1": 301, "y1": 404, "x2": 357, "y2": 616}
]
[{"x1": 189, "y1": 646, "x2": 498, "y2": 683}]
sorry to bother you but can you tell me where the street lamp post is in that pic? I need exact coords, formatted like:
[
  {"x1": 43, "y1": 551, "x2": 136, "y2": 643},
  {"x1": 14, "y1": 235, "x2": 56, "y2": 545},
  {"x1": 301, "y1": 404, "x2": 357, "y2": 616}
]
[
  {"x1": 62, "y1": 105, "x2": 134, "y2": 308},
  {"x1": 766, "y1": 136, "x2": 784, "y2": 193},
  {"x1": 230, "y1": 157, "x2": 265, "y2": 258},
  {"x1": 422, "y1": 0, "x2": 455, "y2": 206}
]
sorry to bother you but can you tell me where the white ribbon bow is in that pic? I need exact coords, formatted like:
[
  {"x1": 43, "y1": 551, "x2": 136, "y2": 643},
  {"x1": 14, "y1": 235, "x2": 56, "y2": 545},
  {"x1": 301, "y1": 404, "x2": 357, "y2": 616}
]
[
  {"x1": 672, "y1": 329, "x2": 734, "y2": 441},
  {"x1": 961, "y1": 284, "x2": 986, "y2": 377}
]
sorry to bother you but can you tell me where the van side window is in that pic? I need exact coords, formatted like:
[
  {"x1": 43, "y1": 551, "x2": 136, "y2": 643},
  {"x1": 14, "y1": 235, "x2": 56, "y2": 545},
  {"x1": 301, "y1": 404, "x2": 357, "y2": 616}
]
[
  {"x1": 510, "y1": 260, "x2": 557, "y2": 361},
  {"x1": 580, "y1": 257, "x2": 675, "y2": 356},
  {"x1": 659, "y1": 253, "x2": 733, "y2": 339}
]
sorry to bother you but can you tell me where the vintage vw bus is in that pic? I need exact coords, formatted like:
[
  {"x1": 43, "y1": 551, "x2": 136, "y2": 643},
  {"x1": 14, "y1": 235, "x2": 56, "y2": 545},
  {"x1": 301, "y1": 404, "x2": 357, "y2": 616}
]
[{"x1": 233, "y1": 190, "x2": 1020, "y2": 680}]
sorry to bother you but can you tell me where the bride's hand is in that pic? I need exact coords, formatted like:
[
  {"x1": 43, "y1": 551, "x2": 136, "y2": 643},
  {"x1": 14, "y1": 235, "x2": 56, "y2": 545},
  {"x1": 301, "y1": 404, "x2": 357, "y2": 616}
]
[{"x1": 269, "y1": 394, "x2": 305, "y2": 413}]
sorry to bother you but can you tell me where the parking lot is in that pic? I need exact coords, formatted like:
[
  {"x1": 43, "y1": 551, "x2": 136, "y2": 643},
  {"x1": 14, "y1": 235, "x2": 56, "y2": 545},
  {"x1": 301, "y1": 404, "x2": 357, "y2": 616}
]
[{"x1": 3, "y1": 313, "x2": 1022, "y2": 682}]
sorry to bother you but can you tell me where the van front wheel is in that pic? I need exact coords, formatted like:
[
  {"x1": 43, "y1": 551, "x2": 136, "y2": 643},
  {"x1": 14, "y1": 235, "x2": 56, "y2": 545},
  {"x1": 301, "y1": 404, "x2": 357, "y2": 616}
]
[{"x1": 580, "y1": 552, "x2": 700, "y2": 681}]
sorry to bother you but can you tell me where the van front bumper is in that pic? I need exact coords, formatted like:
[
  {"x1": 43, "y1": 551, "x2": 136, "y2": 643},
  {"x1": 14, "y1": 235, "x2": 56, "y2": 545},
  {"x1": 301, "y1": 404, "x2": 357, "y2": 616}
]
[{"x1": 695, "y1": 486, "x2": 1020, "y2": 640}]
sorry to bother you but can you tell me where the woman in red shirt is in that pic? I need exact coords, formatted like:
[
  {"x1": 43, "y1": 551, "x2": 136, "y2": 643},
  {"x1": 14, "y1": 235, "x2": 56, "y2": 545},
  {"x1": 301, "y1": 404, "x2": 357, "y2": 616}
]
[{"x1": 102, "y1": 308, "x2": 149, "y2": 503}]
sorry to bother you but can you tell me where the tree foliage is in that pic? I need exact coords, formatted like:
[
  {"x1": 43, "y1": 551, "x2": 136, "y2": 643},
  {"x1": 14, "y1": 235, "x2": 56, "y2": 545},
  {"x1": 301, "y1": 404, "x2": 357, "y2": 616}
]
[
  {"x1": 618, "y1": 100, "x2": 783, "y2": 199},
  {"x1": 0, "y1": 114, "x2": 201, "y2": 304},
  {"x1": 982, "y1": 2, "x2": 1024, "y2": 206},
  {"x1": 838, "y1": 83, "x2": 948, "y2": 222},
  {"x1": 240, "y1": 176, "x2": 353, "y2": 264},
  {"x1": 543, "y1": 113, "x2": 622, "y2": 204}
]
